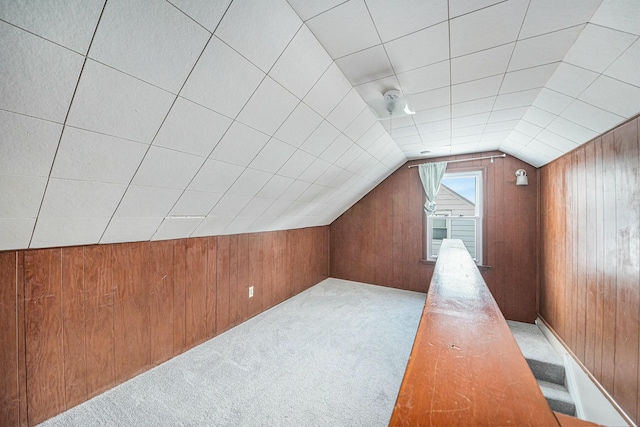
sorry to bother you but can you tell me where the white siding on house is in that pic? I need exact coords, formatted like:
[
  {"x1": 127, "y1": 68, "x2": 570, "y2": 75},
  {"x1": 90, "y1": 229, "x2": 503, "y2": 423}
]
[{"x1": 430, "y1": 185, "x2": 477, "y2": 259}]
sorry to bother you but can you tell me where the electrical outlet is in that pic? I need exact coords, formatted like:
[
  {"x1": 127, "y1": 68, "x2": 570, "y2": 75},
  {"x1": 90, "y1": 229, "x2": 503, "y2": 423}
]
[{"x1": 249, "y1": 286, "x2": 254, "y2": 298}]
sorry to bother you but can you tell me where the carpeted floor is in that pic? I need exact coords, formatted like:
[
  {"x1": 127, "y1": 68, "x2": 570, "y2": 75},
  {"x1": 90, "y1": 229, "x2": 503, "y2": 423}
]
[{"x1": 39, "y1": 278, "x2": 426, "y2": 427}]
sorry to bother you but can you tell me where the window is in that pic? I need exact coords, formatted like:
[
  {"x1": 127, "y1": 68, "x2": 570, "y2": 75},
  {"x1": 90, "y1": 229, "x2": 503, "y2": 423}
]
[{"x1": 425, "y1": 170, "x2": 483, "y2": 264}]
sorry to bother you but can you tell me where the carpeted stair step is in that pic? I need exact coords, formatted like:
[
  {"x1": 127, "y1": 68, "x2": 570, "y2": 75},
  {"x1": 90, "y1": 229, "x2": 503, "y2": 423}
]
[
  {"x1": 538, "y1": 380, "x2": 576, "y2": 416},
  {"x1": 507, "y1": 321, "x2": 565, "y2": 386}
]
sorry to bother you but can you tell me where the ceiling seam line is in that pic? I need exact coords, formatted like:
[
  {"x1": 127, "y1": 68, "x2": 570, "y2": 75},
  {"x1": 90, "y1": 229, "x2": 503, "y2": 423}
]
[{"x1": 27, "y1": 0, "x2": 109, "y2": 249}]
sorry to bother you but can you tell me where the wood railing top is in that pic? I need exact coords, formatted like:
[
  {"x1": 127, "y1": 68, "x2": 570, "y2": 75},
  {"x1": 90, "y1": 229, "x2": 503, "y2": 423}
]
[{"x1": 389, "y1": 239, "x2": 560, "y2": 426}]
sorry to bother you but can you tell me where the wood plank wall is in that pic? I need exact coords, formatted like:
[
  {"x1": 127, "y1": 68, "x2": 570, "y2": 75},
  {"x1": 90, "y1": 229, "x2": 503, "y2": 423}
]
[
  {"x1": 330, "y1": 151, "x2": 539, "y2": 323},
  {"x1": 539, "y1": 115, "x2": 640, "y2": 425},
  {"x1": 0, "y1": 227, "x2": 329, "y2": 427}
]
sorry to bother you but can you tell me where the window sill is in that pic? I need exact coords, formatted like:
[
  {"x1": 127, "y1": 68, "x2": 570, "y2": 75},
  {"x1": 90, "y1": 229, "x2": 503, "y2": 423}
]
[{"x1": 420, "y1": 259, "x2": 492, "y2": 270}]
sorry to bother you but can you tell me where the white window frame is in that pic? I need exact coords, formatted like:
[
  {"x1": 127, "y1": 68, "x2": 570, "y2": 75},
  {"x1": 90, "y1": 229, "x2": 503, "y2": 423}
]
[{"x1": 425, "y1": 170, "x2": 483, "y2": 264}]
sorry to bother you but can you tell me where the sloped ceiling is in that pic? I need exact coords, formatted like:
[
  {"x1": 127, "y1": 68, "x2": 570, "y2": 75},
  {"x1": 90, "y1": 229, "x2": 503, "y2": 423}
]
[{"x1": 1, "y1": 0, "x2": 639, "y2": 251}]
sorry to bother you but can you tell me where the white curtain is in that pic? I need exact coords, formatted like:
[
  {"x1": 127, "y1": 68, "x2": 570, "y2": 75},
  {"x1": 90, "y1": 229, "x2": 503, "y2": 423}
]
[{"x1": 418, "y1": 161, "x2": 448, "y2": 215}]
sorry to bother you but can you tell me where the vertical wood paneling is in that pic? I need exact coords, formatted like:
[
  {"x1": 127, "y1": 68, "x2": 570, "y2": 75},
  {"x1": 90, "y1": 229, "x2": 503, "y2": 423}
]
[
  {"x1": 60, "y1": 247, "x2": 86, "y2": 409},
  {"x1": 83, "y1": 245, "x2": 114, "y2": 398},
  {"x1": 540, "y1": 116, "x2": 640, "y2": 425},
  {"x1": 216, "y1": 235, "x2": 230, "y2": 335},
  {"x1": 148, "y1": 240, "x2": 174, "y2": 365},
  {"x1": 0, "y1": 225, "x2": 329, "y2": 426},
  {"x1": 24, "y1": 249, "x2": 64, "y2": 425},
  {"x1": 112, "y1": 243, "x2": 150, "y2": 384}
]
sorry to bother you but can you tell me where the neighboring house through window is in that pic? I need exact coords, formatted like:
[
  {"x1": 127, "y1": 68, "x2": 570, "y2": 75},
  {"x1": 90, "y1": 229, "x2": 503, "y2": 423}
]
[{"x1": 425, "y1": 170, "x2": 483, "y2": 264}]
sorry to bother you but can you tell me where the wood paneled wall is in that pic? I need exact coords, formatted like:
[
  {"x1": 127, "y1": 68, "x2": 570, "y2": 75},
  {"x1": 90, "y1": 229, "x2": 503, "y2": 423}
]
[
  {"x1": 330, "y1": 151, "x2": 539, "y2": 323},
  {"x1": 539, "y1": 116, "x2": 640, "y2": 424},
  {"x1": 0, "y1": 227, "x2": 329, "y2": 427}
]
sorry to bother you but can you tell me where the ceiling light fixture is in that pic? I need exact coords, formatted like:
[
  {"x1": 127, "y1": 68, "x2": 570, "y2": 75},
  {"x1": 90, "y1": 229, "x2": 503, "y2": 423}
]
[{"x1": 368, "y1": 89, "x2": 416, "y2": 120}]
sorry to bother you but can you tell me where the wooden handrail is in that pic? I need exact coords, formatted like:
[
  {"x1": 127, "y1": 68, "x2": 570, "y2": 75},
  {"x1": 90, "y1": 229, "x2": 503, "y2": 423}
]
[{"x1": 389, "y1": 239, "x2": 560, "y2": 426}]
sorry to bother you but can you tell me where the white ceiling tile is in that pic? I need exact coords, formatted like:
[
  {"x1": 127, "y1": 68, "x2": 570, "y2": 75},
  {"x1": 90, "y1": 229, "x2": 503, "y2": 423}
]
[
  {"x1": 546, "y1": 117, "x2": 598, "y2": 144},
  {"x1": 500, "y1": 63, "x2": 559, "y2": 94},
  {"x1": 270, "y1": 25, "x2": 333, "y2": 98},
  {"x1": 52, "y1": 127, "x2": 147, "y2": 184},
  {"x1": 451, "y1": 75, "x2": 502, "y2": 103},
  {"x1": 151, "y1": 217, "x2": 202, "y2": 241},
  {"x1": 227, "y1": 168, "x2": 273, "y2": 197},
  {"x1": 279, "y1": 180, "x2": 311, "y2": 200},
  {"x1": 544, "y1": 63, "x2": 599, "y2": 98},
  {"x1": 335, "y1": 143, "x2": 365, "y2": 169},
  {"x1": 563, "y1": 24, "x2": 637, "y2": 73},
  {"x1": 181, "y1": 37, "x2": 264, "y2": 118},
  {"x1": 397, "y1": 60, "x2": 450, "y2": 94},
  {"x1": 209, "y1": 121, "x2": 270, "y2": 167},
  {"x1": 0, "y1": 218, "x2": 35, "y2": 251},
  {"x1": 274, "y1": 103, "x2": 323, "y2": 147},
  {"x1": 31, "y1": 217, "x2": 110, "y2": 248},
  {"x1": 249, "y1": 138, "x2": 297, "y2": 173},
  {"x1": 0, "y1": 0, "x2": 103, "y2": 53},
  {"x1": 451, "y1": 43, "x2": 513, "y2": 84},
  {"x1": 346, "y1": 150, "x2": 373, "y2": 173},
  {"x1": 508, "y1": 26, "x2": 583, "y2": 72},
  {"x1": 237, "y1": 78, "x2": 299, "y2": 135},
  {"x1": 488, "y1": 107, "x2": 528, "y2": 123},
  {"x1": 590, "y1": 0, "x2": 640, "y2": 36},
  {"x1": 191, "y1": 216, "x2": 234, "y2": 237},
  {"x1": 101, "y1": 217, "x2": 165, "y2": 244},
  {"x1": 385, "y1": 22, "x2": 449, "y2": 73},
  {"x1": 354, "y1": 75, "x2": 402, "y2": 103},
  {"x1": 417, "y1": 120, "x2": 450, "y2": 134},
  {"x1": 215, "y1": 0, "x2": 302, "y2": 72},
  {"x1": 298, "y1": 184, "x2": 326, "y2": 201},
  {"x1": 449, "y1": 0, "x2": 504, "y2": 18},
  {"x1": 326, "y1": 89, "x2": 367, "y2": 131},
  {"x1": 0, "y1": 22, "x2": 83, "y2": 123},
  {"x1": 514, "y1": 120, "x2": 543, "y2": 138},
  {"x1": 604, "y1": 38, "x2": 640, "y2": 87},
  {"x1": 209, "y1": 194, "x2": 252, "y2": 216},
  {"x1": 188, "y1": 159, "x2": 245, "y2": 193},
  {"x1": 535, "y1": 130, "x2": 580, "y2": 152},
  {"x1": 299, "y1": 158, "x2": 332, "y2": 183},
  {"x1": 306, "y1": 0, "x2": 380, "y2": 58},
  {"x1": 381, "y1": 115, "x2": 415, "y2": 130},
  {"x1": 89, "y1": 0, "x2": 210, "y2": 93},
  {"x1": 170, "y1": 191, "x2": 223, "y2": 216},
  {"x1": 320, "y1": 134, "x2": 353, "y2": 163},
  {"x1": 413, "y1": 106, "x2": 451, "y2": 124},
  {"x1": 256, "y1": 175, "x2": 295, "y2": 199},
  {"x1": 493, "y1": 88, "x2": 541, "y2": 110},
  {"x1": 367, "y1": 0, "x2": 448, "y2": 42},
  {"x1": 452, "y1": 124, "x2": 485, "y2": 138},
  {"x1": 40, "y1": 179, "x2": 126, "y2": 218},
  {"x1": 262, "y1": 198, "x2": 293, "y2": 217},
  {"x1": 517, "y1": 145, "x2": 554, "y2": 167},
  {"x1": 0, "y1": 110, "x2": 61, "y2": 176},
  {"x1": 519, "y1": 0, "x2": 602, "y2": 39},
  {"x1": 507, "y1": 130, "x2": 534, "y2": 145},
  {"x1": 115, "y1": 185, "x2": 182, "y2": 217},
  {"x1": 393, "y1": 136, "x2": 422, "y2": 147},
  {"x1": 154, "y1": 97, "x2": 232, "y2": 157},
  {"x1": 303, "y1": 63, "x2": 352, "y2": 116},
  {"x1": 168, "y1": 0, "x2": 231, "y2": 32},
  {"x1": 560, "y1": 100, "x2": 625, "y2": 134},
  {"x1": 387, "y1": 125, "x2": 417, "y2": 139},
  {"x1": 67, "y1": 60, "x2": 175, "y2": 143},
  {"x1": 315, "y1": 164, "x2": 343, "y2": 186},
  {"x1": 452, "y1": 113, "x2": 489, "y2": 128},
  {"x1": 286, "y1": 0, "x2": 345, "y2": 21},
  {"x1": 334, "y1": 45, "x2": 394, "y2": 86},
  {"x1": 522, "y1": 106, "x2": 558, "y2": 127},
  {"x1": 356, "y1": 122, "x2": 387, "y2": 150},
  {"x1": 238, "y1": 197, "x2": 276, "y2": 218},
  {"x1": 449, "y1": 0, "x2": 528, "y2": 57},
  {"x1": 499, "y1": 140, "x2": 524, "y2": 157},
  {"x1": 223, "y1": 216, "x2": 259, "y2": 235},
  {"x1": 277, "y1": 149, "x2": 317, "y2": 178},
  {"x1": 247, "y1": 216, "x2": 276, "y2": 232},
  {"x1": 532, "y1": 88, "x2": 574, "y2": 115},
  {"x1": 0, "y1": 175, "x2": 47, "y2": 218},
  {"x1": 411, "y1": 87, "x2": 450, "y2": 111},
  {"x1": 452, "y1": 97, "x2": 495, "y2": 117},
  {"x1": 132, "y1": 146, "x2": 204, "y2": 189},
  {"x1": 484, "y1": 120, "x2": 519, "y2": 133},
  {"x1": 299, "y1": 120, "x2": 341, "y2": 156},
  {"x1": 579, "y1": 75, "x2": 640, "y2": 117}
]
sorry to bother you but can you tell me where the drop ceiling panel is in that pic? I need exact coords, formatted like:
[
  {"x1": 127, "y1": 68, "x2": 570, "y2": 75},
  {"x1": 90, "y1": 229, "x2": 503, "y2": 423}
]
[
  {"x1": 0, "y1": 111, "x2": 61, "y2": 177},
  {"x1": 0, "y1": 22, "x2": 84, "y2": 123},
  {"x1": 354, "y1": 75, "x2": 402, "y2": 103},
  {"x1": 563, "y1": 24, "x2": 637, "y2": 73},
  {"x1": 226, "y1": 169, "x2": 273, "y2": 197},
  {"x1": 319, "y1": 134, "x2": 352, "y2": 163},
  {"x1": 500, "y1": 63, "x2": 559, "y2": 94},
  {"x1": 256, "y1": 175, "x2": 295, "y2": 199},
  {"x1": 508, "y1": 26, "x2": 583, "y2": 72},
  {"x1": 209, "y1": 121, "x2": 271, "y2": 167},
  {"x1": 306, "y1": 0, "x2": 380, "y2": 59},
  {"x1": 181, "y1": 36, "x2": 265, "y2": 118},
  {"x1": 188, "y1": 159, "x2": 245, "y2": 193},
  {"x1": 285, "y1": 0, "x2": 346, "y2": 21},
  {"x1": 277, "y1": 149, "x2": 317, "y2": 179},
  {"x1": 411, "y1": 87, "x2": 450, "y2": 111},
  {"x1": 560, "y1": 100, "x2": 625, "y2": 133},
  {"x1": 0, "y1": 219, "x2": 35, "y2": 251},
  {"x1": 326, "y1": 89, "x2": 367, "y2": 131},
  {"x1": 214, "y1": 0, "x2": 302, "y2": 72},
  {"x1": 579, "y1": 75, "x2": 640, "y2": 117},
  {"x1": 274, "y1": 103, "x2": 324, "y2": 147},
  {"x1": 114, "y1": 185, "x2": 182, "y2": 218},
  {"x1": 153, "y1": 97, "x2": 233, "y2": 157},
  {"x1": 39, "y1": 179, "x2": 127, "y2": 218},
  {"x1": 132, "y1": 146, "x2": 204, "y2": 190},
  {"x1": 451, "y1": 75, "x2": 502, "y2": 103},
  {"x1": 101, "y1": 217, "x2": 165, "y2": 244},
  {"x1": 209, "y1": 194, "x2": 252, "y2": 216},
  {"x1": 303, "y1": 63, "x2": 353, "y2": 116},
  {"x1": 236, "y1": 78, "x2": 299, "y2": 135},
  {"x1": 248, "y1": 139, "x2": 297, "y2": 173},
  {"x1": 397, "y1": 60, "x2": 450, "y2": 94},
  {"x1": 493, "y1": 88, "x2": 542, "y2": 110},
  {"x1": 590, "y1": 0, "x2": 640, "y2": 36},
  {"x1": 31, "y1": 217, "x2": 111, "y2": 248},
  {"x1": 89, "y1": 0, "x2": 210, "y2": 93},
  {"x1": 67, "y1": 60, "x2": 175, "y2": 143},
  {"x1": 366, "y1": 0, "x2": 448, "y2": 42},
  {"x1": 544, "y1": 63, "x2": 599, "y2": 98},
  {"x1": 604, "y1": 39, "x2": 640, "y2": 87},
  {"x1": 385, "y1": 22, "x2": 449, "y2": 74},
  {"x1": 170, "y1": 191, "x2": 223, "y2": 217},
  {"x1": 168, "y1": 0, "x2": 232, "y2": 32},
  {"x1": 451, "y1": 43, "x2": 513, "y2": 85},
  {"x1": 519, "y1": 0, "x2": 602, "y2": 39},
  {"x1": 335, "y1": 45, "x2": 394, "y2": 86},
  {"x1": 300, "y1": 120, "x2": 340, "y2": 156},
  {"x1": 0, "y1": 175, "x2": 47, "y2": 218},
  {"x1": 531, "y1": 88, "x2": 574, "y2": 115},
  {"x1": 152, "y1": 217, "x2": 203, "y2": 241}
]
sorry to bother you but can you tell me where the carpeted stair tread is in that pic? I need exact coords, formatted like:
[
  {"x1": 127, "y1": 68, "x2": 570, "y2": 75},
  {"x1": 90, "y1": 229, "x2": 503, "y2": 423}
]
[
  {"x1": 538, "y1": 379, "x2": 576, "y2": 416},
  {"x1": 507, "y1": 320, "x2": 565, "y2": 385}
]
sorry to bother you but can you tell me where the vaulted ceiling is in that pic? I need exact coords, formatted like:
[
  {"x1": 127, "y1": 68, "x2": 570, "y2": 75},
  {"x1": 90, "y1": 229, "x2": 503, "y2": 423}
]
[{"x1": 1, "y1": 0, "x2": 639, "y2": 251}]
